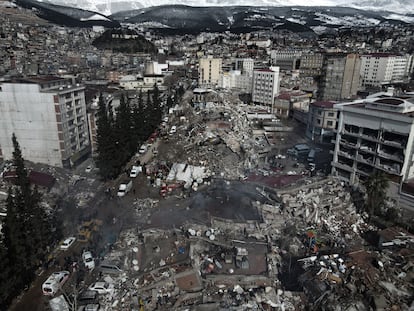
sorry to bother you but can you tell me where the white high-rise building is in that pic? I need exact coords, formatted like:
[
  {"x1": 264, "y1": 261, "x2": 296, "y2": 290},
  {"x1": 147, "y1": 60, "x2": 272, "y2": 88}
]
[
  {"x1": 0, "y1": 76, "x2": 90, "y2": 168},
  {"x1": 235, "y1": 58, "x2": 254, "y2": 75},
  {"x1": 219, "y1": 70, "x2": 253, "y2": 93},
  {"x1": 198, "y1": 56, "x2": 222, "y2": 88},
  {"x1": 252, "y1": 67, "x2": 280, "y2": 111},
  {"x1": 360, "y1": 53, "x2": 413, "y2": 87}
]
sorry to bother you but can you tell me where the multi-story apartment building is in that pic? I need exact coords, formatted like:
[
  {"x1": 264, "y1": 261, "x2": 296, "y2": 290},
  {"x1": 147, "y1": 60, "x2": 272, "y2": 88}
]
[
  {"x1": 220, "y1": 70, "x2": 253, "y2": 93},
  {"x1": 332, "y1": 94, "x2": 414, "y2": 211},
  {"x1": 360, "y1": 53, "x2": 414, "y2": 87},
  {"x1": 198, "y1": 56, "x2": 222, "y2": 87},
  {"x1": 270, "y1": 49, "x2": 302, "y2": 71},
  {"x1": 119, "y1": 74, "x2": 165, "y2": 92},
  {"x1": 306, "y1": 101, "x2": 338, "y2": 143},
  {"x1": 234, "y1": 58, "x2": 254, "y2": 74},
  {"x1": 0, "y1": 76, "x2": 90, "y2": 167},
  {"x1": 299, "y1": 52, "x2": 324, "y2": 77},
  {"x1": 318, "y1": 53, "x2": 361, "y2": 101},
  {"x1": 252, "y1": 67, "x2": 280, "y2": 111},
  {"x1": 145, "y1": 61, "x2": 169, "y2": 75}
]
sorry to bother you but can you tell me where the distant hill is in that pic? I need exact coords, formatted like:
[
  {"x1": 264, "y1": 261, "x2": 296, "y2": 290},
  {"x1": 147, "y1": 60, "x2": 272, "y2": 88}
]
[
  {"x1": 25, "y1": 0, "x2": 414, "y2": 16},
  {"x1": 14, "y1": 0, "x2": 120, "y2": 28},
  {"x1": 110, "y1": 5, "x2": 411, "y2": 35},
  {"x1": 11, "y1": 1, "x2": 413, "y2": 34},
  {"x1": 92, "y1": 29, "x2": 156, "y2": 53}
]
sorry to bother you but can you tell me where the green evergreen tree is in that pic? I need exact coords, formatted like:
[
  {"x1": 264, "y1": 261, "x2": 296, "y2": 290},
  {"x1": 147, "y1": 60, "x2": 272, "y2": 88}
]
[
  {"x1": 166, "y1": 95, "x2": 174, "y2": 110},
  {"x1": 132, "y1": 90, "x2": 145, "y2": 148},
  {"x1": 96, "y1": 94, "x2": 118, "y2": 179},
  {"x1": 1, "y1": 134, "x2": 53, "y2": 308},
  {"x1": 151, "y1": 84, "x2": 162, "y2": 127},
  {"x1": 0, "y1": 242, "x2": 16, "y2": 308},
  {"x1": 114, "y1": 94, "x2": 133, "y2": 163},
  {"x1": 142, "y1": 90, "x2": 153, "y2": 138}
]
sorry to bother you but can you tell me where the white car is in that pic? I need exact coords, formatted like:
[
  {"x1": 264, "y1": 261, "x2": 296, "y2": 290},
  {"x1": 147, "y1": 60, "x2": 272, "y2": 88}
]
[
  {"x1": 169, "y1": 125, "x2": 177, "y2": 134},
  {"x1": 129, "y1": 166, "x2": 141, "y2": 178},
  {"x1": 60, "y1": 237, "x2": 76, "y2": 250},
  {"x1": 42, "y1": 271, "x2": 70, "y2": 296},
  {"x1": 82, "y1": 251, "x2": 95, "y2": 271},
  {"x1": 85, "y1": 165, "x2": 92, "y2": 173},
  {"x1": 138, "y1": 145, "x2": 147, "y2": 154},
  {"x1": 88, "y1": 282, "x2": 114, "y2": 295}
]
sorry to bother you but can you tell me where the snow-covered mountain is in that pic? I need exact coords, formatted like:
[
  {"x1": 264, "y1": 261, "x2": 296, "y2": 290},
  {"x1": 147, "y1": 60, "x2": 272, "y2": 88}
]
[
  {"x1": 32, "y1": 0, "x2": 414, "y2": 15},
  {"x1": 109, "y1": 5, "x2": 413, "y2": 35}
]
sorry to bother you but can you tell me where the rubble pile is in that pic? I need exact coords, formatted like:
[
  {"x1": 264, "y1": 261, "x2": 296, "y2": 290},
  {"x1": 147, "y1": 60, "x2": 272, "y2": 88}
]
[
  {"x1": 261, "y1": 179, "x2": 414, "y2": 310},
  {"x1": 277, "y1": 178, "x2": 369, "y2": 246},
  {"x1": 133, "y1": 198, "x2": 159, "y2": 215},
  {"x1": 165, "y1": 101, "x2": 275, "y2": 181},
  {"x1": 73, "y1": 174, "x2": 414, "y2": 310}
]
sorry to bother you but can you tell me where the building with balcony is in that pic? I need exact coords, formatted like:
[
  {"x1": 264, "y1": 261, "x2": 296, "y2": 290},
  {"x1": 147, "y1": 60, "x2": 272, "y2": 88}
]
[
  {"x1": 332, "y1": 94, "x2": 414, "y2": 211},
  {"x1": 306, "y1": 101, "x2": 338, "y2": 144},
  {"x1": 0, "y1": 76, "x2": 90, "y2": 168},
  {"x1": 270, "y1": 49, "x2": 301, "y2": 71}
]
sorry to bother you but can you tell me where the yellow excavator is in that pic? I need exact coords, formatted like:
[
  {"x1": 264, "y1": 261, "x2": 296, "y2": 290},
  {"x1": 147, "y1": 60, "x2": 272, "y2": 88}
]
[{"x1": 77, "y1": 219, "x2": 103, "y2": 243}]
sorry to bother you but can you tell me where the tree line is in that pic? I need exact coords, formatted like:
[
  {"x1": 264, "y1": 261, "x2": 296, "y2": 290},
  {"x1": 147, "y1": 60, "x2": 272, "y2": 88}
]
[
  {"x1": 0, "y1": 135, "x2": 58, "y2": 309},
  {"x1": 96, "y1": 85, "x2": 182, "y2": 180}
]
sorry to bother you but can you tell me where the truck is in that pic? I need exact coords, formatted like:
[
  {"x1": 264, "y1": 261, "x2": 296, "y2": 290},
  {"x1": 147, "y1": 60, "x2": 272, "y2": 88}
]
[
  {"x1": 307, "y1": 148, "x2": 332, "y2": 173},
  {"x1": 307, "y1": 148, "x2": 322, "y2": 163},
  {"x1": 117, "y1": 180, "x2": 133, "y2": 197},
  {"x1": 287, "y1": 144, "x2": 310, "y2": 158}
]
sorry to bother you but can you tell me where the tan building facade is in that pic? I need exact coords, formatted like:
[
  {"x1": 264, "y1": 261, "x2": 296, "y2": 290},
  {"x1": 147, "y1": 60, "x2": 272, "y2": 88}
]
[{"x1": 198, "y1": 57, "x2": 222, "y2": 87}]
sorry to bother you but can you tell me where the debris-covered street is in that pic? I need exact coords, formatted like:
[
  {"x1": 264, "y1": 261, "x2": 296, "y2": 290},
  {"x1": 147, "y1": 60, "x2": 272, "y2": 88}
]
[{"x1": 2, "y1": 89, "x2": 414, "y2": 311}]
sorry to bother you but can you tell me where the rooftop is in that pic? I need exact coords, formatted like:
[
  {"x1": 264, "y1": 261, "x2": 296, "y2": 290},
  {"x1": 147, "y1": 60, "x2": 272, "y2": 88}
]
[
  {"x1": 311, "y1": 101, "x2": 335, "y2": 108},
  {"x1": 7, "y1": 76, "x2": 66, "y2": 84}
]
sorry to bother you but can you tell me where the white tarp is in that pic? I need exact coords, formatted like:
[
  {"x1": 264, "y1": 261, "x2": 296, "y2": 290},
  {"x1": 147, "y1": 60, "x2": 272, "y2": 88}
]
[{"x1": 166, "y1": 163, "x2": 206, "y2": 187}]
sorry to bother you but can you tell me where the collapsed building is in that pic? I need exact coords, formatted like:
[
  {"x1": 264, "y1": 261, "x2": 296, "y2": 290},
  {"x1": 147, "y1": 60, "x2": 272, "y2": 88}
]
[{"x1": 94, "y1": 176, "x2": 413, "y2": 310}]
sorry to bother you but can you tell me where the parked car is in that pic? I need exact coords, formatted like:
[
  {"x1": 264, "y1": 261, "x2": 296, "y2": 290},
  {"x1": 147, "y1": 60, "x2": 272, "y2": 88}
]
[
  {"x1": 138, "y1": 145, "x2": 147, "y2": 154},
  {"x1": 169, "y1": 125, "x2": 177, "y2": 134},
  {"x1": 79, "y1": 304, "x2": 100, "y2": 311},
  {"x1": 88, "y1": 282, "x2": 114, "y2": 295},
  {"x1": 82, "y1": 251, "x2": 95, "y2": 271},
  {"x1": 129, "y1": 166, "x2": 141, "y2": 178},
  {"x1": 117, "y1": 180, "x2": 132, "y2": 197},
  {"x1": 42, "y1": 271, "x2": 70, "y2": 296},
  {"x1": 60, "y1": 237, "x2": 76, "y2": 250},
  {"x1": 85, "y1": 165, "x2": 92, "y2": 173},
  {"x1": 98, "y1": 261, "x2": 123, "y2": 275}
]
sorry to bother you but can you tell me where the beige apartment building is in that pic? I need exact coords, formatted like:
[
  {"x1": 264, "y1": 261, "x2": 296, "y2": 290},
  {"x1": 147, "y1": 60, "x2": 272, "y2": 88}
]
[{"x1": 198, "y1": 56, "x2": 222, "y2": 88}]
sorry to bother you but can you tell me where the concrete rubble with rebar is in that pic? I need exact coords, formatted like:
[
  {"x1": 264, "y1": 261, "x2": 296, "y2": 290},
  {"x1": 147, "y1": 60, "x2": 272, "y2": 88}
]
[
  {"x1": 2, "y1": 92, "x2": 413, "y2": 310},
  {"x1": 84, "y1": 96, "x2": 414, "y2": 310}
]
